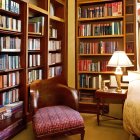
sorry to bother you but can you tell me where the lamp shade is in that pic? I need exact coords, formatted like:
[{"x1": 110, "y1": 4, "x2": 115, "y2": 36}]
[{"x1": 107, "y1": 51, "x2": 133, "y2": 67}]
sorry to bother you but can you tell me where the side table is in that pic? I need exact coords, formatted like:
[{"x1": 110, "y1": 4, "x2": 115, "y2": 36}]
[{"x1": 95, "y1": 89, "x2": 127, "y2": 125}]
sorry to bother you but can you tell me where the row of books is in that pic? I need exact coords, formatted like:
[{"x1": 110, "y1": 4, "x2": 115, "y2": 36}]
[
  {"x1": 49, "y1": 26, "x2": 57, "y2": 38},
  {"x1": 28, "y1": 54, "x2": 40, "y2": 67},
  {"x1": 78, "y1": 60, "x2": 111, "y2": 72},
  {"x1": 0, "y1": 101, "x2": 23, "y2": 120},
  {"x1": 78, "y1": 2, "x2": 122, "y2": 18},
  {"x1": 28, "y1": 69, "x2": 42, "y2": 83},
  {"x1": 0, "y1": 0, "x2": 20, "y2": 14},
  {"x1": 48, "y1": 53, "x2": 61, "y2": 65},
  {"x1": 48, "y1": 66, "x2": 62, "y2": 78},
  {"x1": 0, "y1": 36, "x2": 21, "y2": 51},
  {"x1": 28, "y1": 38, "x2": 40, "y2": 50},
  {"x1": 28, "y1": 16, "x2": 44, "y2": 35},
  {"x1": 0, "y1": 15, "x2": 21, "y2": 32},
  {"x1": 0, "y1": 106, "x2": 6, "y2": 120},
  {"x1": 0, "y1": 55, "x2": 20, "y2": 70},
  {"x1": 5, "y1": 101, "x2": 23, "y2": 115},
  {"x1": 79, "y1": 41, "x2": 118, "y2": 54},
  {"x1": 0, "y1": 71, "x2": 19, "y2": 88},
  {"x1": 3, "y1": 101, "x2": 23, "y2": 120},
  {"x1": 1, "y1": 88, "x2": 19, "y2": 105},
  {"x1": 48, "y1": 40, "x2": 61, "y2": 51},
  {"x1": 79, "y1": 74, "x2": 102, "y2": 89},
  {"x1": 79, "y1": 21, "x2": 123, "y2": 36}
]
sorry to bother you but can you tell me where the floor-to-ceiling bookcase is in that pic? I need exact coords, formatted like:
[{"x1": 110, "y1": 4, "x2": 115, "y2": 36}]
[
  {"x1": 0, "y1": 0, "x2": 28, "y2": 139},
  {"x1": 0, "y1": 0, "x2": 67, "y2": 139},
  {"x1": 75, "y1": 0, "x2": 136, "y2": 113}
]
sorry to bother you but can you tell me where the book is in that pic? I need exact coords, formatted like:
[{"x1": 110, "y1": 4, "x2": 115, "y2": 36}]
[
  {"x1": 0, "y1": 106, "x2": 6, "y2": 113},
  {"x1": 50, "y1": 2, "x2": 55, "y2": 16},
  {"x1": 4, "y1": 101, "x2": 23, "y2": 110},
  {"x1": 29, "y1": 16, "x2": 45, "y2": 35}
]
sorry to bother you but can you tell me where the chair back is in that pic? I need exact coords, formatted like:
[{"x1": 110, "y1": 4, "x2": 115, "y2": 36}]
[{"x1": 30, "y1": 76, "x2": 67, "y2": 108}]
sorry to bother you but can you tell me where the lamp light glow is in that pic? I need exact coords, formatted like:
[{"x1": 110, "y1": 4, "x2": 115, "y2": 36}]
[{"x1": 107, "y1": 51, "x2": 133, "y2": 92}]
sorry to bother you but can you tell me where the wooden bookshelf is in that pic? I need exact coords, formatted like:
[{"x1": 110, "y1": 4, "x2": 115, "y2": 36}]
[
  {"x1": 0, "y1": 0, "x2": 27, "y2": 139},
  {"x1": 48, "y1": 0, "x2": 67, "y2": 79},
  {"x1": 0, "y1": 0, "x2": 67, "y2": 139},
  {"x1": 125, "y1": 0, "x2": 137, "y2": 69},
  {"x1": 75, "y1": 0, "x2": 136, "y2": 113}
]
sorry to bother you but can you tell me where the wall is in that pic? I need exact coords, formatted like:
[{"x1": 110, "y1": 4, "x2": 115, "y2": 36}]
[{"x1": 68, "y1": 0, "x2": 75, "y2": 87}]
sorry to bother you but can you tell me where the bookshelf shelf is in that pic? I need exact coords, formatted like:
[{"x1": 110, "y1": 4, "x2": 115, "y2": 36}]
[
  {"x1": 78, "y1": 87, "x2": 96, "y2": 90},
  {"x1": 79, "y1": 102, "x2": 96, "y2": 105},
  {"x1": 78, "y1": 71, "x2": 114, "y2": 74},
  {"x1": 0, "y1": 68, "x2": 23, "y2": 74},
  {"x1": 78, "y1": 35, "x2": 124, "y2": 39},
  {"x1": 0, "y1": 9, "x2": 20, "y2": 17},
  {"x1": 0, "y1": 29, "x2": 22, "y2": 35},
  {"x1": 28, "y1": 32, "x2": 42, "y2": 36},
  {"x1": 28, "y1": 66, "x2": 43, "y2": 70},
  {"x1": 0, "y1": 49, "x2": 20, "y2": 52},
  {"x1": 127, "y1": 53, "x2": 135, "y2": 56},
  {"x1": 50, "y1": 16, "x2": 65, "y2": 22},
  {"x1": 56, "y1": 0, "x2": 65, "y2": 5},
  {"x1": 77, "y1": 0, "x2": 112, "y2": 4},
  {"x1": 78, "y1": 16, "x2": 124, "y2": 21},
  {"x1": 28, "y1": 50, "x2": 40, "y2": 53},
  {"x1": 49, "y1": 62, "x2": 62, "y2": 67},
  {"x1": 79, "y1": 54, "x2": 113, "y2": 56},
  {"x1": 0, "y1": 85, "x2": 19, "y2": 93},
  {"x1": 126, "y1": 14, "x2": 134, "y2": 16},
  {"x1": 28, "y1": 3, "x2": 48, "y2": 15}
]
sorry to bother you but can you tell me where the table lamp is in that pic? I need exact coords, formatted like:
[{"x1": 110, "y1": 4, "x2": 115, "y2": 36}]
[{"x1": 107, "y1": 51, "x2": 133, "y2": 92}]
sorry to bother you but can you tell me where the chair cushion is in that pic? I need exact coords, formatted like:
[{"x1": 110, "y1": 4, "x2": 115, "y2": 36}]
[{"x1": 32, "y1": 105, "x2": 84, "y2": 137}]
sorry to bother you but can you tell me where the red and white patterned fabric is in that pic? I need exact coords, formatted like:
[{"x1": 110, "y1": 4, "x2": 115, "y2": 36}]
[{"x1": 32, "y1": 105, "x2": 84, "y2": 137}]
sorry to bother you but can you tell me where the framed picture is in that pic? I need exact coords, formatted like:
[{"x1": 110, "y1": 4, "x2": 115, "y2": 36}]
[{"x1": 110, "y1": 75, "x2": 117, "y2": 87}]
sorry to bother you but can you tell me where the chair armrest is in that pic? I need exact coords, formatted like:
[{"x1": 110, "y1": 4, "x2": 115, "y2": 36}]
[
  {"x1": 30, "y1": 90, "x2": 39, "y2": 115},
  {"x1": 55, "y1": 84, "x2": 79, "y2": 110}
]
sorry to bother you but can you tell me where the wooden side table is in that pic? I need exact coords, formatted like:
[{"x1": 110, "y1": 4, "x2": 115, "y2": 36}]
[{"x1": 95, "y1": 89, "x2": 127, "y2": 125}]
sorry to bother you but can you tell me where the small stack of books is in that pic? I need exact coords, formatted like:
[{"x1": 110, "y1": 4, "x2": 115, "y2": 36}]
[
  {"x1": 0, "y1": 106, "x2": 6, "y2": 120},
  {"x1": 4, "y1": 101, "x2": 23, "y2": 118}
]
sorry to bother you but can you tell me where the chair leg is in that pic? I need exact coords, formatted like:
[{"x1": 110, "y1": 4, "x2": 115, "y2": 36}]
[{"x1": 81, "y1": 130, "x2": 85, "y2": 140}]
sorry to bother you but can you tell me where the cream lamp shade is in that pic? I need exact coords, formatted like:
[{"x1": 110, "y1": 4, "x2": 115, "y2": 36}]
[
  {"x1": 107, "y1": 51, "x2": 133, "y2": 68},
  {"x1": 107, "y1": 51, "x2": 133, "y2": 92}
]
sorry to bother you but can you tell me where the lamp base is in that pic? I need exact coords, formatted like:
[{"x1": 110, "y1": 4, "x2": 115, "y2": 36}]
[
  {"x1": 115, "y1": 87, "x2": 122, "y2": 92},
  {"x1": 115, "y1": 74, "x2": 122, "y2": 93}
]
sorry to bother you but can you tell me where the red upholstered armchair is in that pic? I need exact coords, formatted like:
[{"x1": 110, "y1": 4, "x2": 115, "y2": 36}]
[{"x1": 30, "y1": 76, "x2": 85, "y2": 140}]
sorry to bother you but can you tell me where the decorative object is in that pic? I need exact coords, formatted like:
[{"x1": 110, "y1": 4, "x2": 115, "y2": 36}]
[{"x1": 107, "y1": 51, "x2": 133, "y2": 92}]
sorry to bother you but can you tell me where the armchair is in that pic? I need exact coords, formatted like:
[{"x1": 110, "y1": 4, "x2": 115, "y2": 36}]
[{"x1": 30, "y1": 76, "x2": 85, "y2": 140}]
